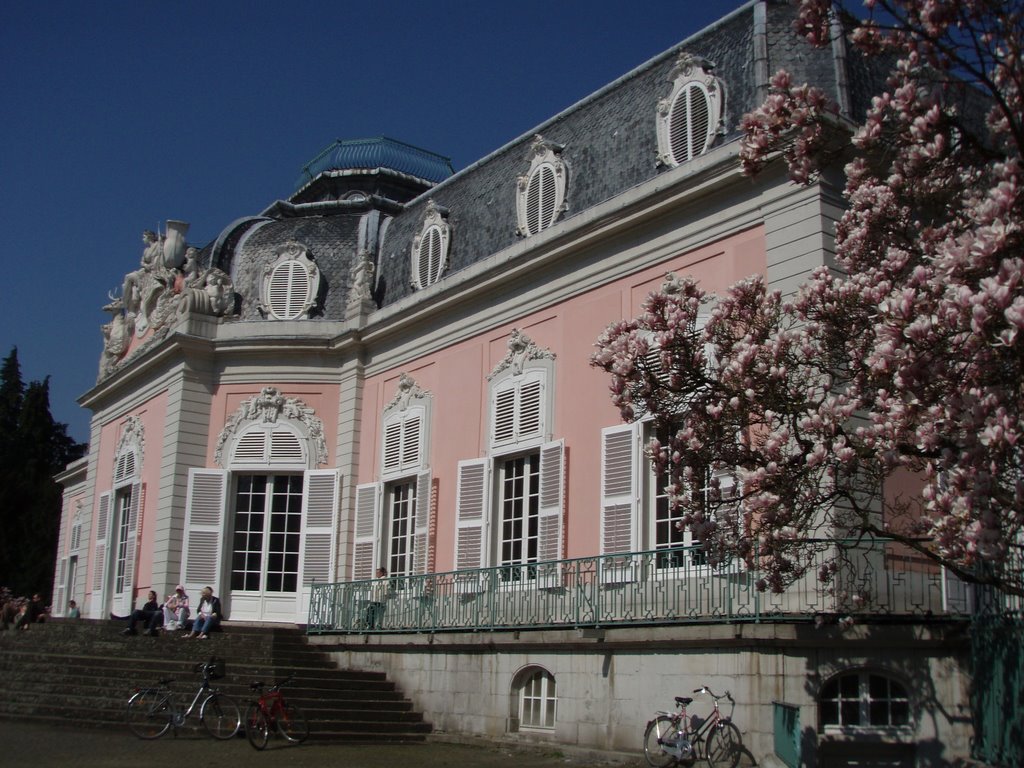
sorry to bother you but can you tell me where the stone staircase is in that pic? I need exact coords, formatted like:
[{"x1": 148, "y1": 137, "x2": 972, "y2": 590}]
[{"x1": 0, "y1": 619, "x2": 430, "y2": 743}]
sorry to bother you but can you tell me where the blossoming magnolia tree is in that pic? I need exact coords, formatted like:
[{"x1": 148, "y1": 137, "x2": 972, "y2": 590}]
[{"x1": 592, "y1": 0, "x2": 1023, "y2": 599}]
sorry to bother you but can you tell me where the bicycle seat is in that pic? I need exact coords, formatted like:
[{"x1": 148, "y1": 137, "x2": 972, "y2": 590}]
[
  {"x1": 674, "y1": 696, "x2": 693, "y2": 706},
  {"x1": 250, "y1": 681, "x2": 264, "y2": 690},
  {"x1": 158, "y1": 678, "x2": 174, "y2": 686}
]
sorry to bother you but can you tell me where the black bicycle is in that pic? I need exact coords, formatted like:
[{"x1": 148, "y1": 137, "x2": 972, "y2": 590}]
[{"x1": 126, "y1": 657, "x2": 241, "y2": 740}]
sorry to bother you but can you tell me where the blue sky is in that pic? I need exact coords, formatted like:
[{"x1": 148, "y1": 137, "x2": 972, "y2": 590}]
[{"x1": 1, "y1": 0, "x2": 746, "y2": 443}]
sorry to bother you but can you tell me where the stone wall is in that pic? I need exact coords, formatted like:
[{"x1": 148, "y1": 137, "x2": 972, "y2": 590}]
[{"x1": 310, "y1": 621, "x2": 973, "y2": 767}]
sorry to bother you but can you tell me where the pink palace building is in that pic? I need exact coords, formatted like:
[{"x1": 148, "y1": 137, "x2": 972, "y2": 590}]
[{"x1": 53, "y1": 3, "x2": 993, "y2": 765}]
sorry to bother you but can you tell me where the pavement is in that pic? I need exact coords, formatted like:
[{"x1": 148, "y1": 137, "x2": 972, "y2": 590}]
[{"x1": 0, "y1": 719, "x2": 644, "y2": 768}]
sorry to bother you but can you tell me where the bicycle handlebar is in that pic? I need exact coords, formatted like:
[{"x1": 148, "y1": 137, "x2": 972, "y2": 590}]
[
  {"x1": 693, "y1": 685, "x2": 734, "y2": 703},
  {"x1": 249, "y1": 674, "x2": 295, "y2": 692}
]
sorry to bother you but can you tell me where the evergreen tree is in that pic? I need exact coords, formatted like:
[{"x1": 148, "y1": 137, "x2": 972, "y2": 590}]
[{"x1": 0, "y1": 348, "x2": 85, "y2": 597}]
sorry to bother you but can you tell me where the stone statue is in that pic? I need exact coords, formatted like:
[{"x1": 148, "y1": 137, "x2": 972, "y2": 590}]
[{"x1": 99, "y1": 295, "x2": 133, "y2": 380}]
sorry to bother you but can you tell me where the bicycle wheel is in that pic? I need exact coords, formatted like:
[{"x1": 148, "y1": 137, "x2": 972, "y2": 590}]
[
  {"x1": 704, "y1": 721, "x2": 742, "y2": 768},
  {"x1": 245, "y1": 703, "x2": 269, "y2": 750},
  {"x1": 275, "y1": 701, "x2": 309, "y2": 744},
  {"x1": 644, "y1": 715, "x2": 682, "y2": 768},
  {"x1": 126, "y1": 689, "x2": 172, "y2": 739},
  {"x1": 200, "y1": 692, "x2": 241, "y2": 739}
]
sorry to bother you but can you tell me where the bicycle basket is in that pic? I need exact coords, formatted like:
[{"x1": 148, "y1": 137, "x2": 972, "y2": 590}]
[{"x1": 203, "y1": 657, "x2": 226, "y2": 680}]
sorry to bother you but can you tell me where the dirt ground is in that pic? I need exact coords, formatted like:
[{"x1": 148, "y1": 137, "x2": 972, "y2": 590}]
[{"x1": 0, "y1": 719, "x2": 645, "y2": 768}]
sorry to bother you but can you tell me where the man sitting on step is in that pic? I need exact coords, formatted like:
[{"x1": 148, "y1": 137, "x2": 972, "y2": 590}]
[{"x1": 122, "y1": 590, "x2": 163, "y2": 636}]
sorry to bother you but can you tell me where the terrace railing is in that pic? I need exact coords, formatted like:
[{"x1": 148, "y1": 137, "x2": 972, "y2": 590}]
[{"x1": 307, "y1": 538, "x2": 997, "y2": 635}]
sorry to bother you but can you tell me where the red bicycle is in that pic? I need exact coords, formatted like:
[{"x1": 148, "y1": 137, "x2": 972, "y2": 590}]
[{"x1": 244, "y1": 675, "x2": 310, "y2": 749}]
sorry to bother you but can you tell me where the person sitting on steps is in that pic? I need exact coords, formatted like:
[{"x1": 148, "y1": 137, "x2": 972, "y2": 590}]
[
  {"x1": 122, "y1": 590, "x2": 162, "y2": 636},
  {"x1": 161, "y1": 585, "x2": 190, "y2": 631},
  {"x1": 183, "y1": 586, "x2": 222, "y2": 640}
]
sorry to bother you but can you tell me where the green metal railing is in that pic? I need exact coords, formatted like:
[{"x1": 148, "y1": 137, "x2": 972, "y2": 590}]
[{"x1": 308, "y1": 538, "x2": 987, "y2": 635}]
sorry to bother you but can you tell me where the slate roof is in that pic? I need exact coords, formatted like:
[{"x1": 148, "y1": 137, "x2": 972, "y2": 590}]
[{"x1": 211, "y1": 0, "x2": 891, "y2": 324}]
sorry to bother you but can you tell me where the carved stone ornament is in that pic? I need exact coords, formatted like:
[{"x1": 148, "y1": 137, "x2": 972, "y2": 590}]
[
  {"x1": 99, "y1": 222, "x2": 237, "y2": 382},
  {"x1": 115, "y1": 415, "x2": 146, "y2": 460},
  {"x1": 214, "y1": 387, "x2": 327, "y2": 467},
  {"x1": 487, "y1": 328, "x2": 556, "y2": 381},
  {"x1": 348, "y1": 249, "x2": 377, "y2": 306},
  {"x1": 384, "y1": 373, "x2": 432, "y2": 414}
]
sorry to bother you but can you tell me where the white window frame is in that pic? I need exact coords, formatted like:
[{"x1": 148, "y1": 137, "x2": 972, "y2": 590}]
[
  {"x1": 410, "y1": 200, "x2": 451, "y2": 290},
  {"x1": 819, "y1": 670, "x2": 913, "y2": 734},
  {"x1": 518, "y1": 667, "x2": 557, "y2": 731},
  {"x1": 515, "y1": 136, "x2": 567, "y2": 237},
  {"x1": 259, "y1": 241, "x2": 321, "y2": 320},
  {"x1": 656, "y1": 53, "x2": 725, "y2": 168},
  {"x1": 353, "y1": 471, "x2": 432, "y2": 581}
]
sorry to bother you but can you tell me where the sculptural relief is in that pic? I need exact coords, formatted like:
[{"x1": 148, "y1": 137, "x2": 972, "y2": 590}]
[{"x1": 99, "y1": 221, "x2": 238, "y2": 381}]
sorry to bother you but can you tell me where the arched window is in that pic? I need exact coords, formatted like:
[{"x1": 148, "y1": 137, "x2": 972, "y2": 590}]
[
  {"x1": 509, "y1": 665, "x2": 557, "y2": 732},
  {"x1": 819, "y1": 670, "x2": 911, "y2": 730},
  {"x1": 184, "y1": 388, "x2": 337, "y2": 624},
  {"x1": 95, "y1": 415, "x2": 145, "y2": 619},
  {"x1": 516, "y1": 136, "x2": 567, "y2": 237},
  {"x1": 353, "y1": 374, "x2": 433, "y2": 581},
  {"x1": 455, "y1": 330, "x2": 564, "y2": 580},
  {"x1": 656, "y1": 53, "x2": 724, "y2": 168}
]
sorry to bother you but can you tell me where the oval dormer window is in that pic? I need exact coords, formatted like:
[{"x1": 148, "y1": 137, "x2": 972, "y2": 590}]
[
  {"x1": 411, "y1": 200, "x2": 451, "y2": 290},
  {"x1": 259, "y1": 242, "x2": 320, "y2": 320},
  {"x1": 516, "y1": 136, "x2": 567, "y2": 238},
  {"x1": 656, "y1": 53, "x2": 724, "y2": 168}
]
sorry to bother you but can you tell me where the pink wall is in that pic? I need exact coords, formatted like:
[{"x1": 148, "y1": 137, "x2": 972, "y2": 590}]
[{"x1": 360, "y1": 227, "x2": 767, "y2": 570}]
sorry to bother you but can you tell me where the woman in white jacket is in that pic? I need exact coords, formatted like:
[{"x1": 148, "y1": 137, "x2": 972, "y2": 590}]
[{"x1": 162, "y1": 585, "x2": 190, "y2": 631}]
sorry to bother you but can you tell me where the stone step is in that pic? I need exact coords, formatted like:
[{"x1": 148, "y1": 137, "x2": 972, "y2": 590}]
[{"x1": 0, "y1": 619, "x2": 430, "y2": 743}]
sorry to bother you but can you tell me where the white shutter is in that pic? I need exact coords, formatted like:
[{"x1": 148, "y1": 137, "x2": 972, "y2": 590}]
[
  {"x1": 493, "y1": 386, "x2": 516, "y2": 445},
  {"x1": 517, "y1": 378, "x2": 542, "y2": 439},
  {"x1": 601, "y1": 423, "x2": 639, "y2": 583},
  {"x1": 352, "y1": 483, "x2": 379, "y2": 581},
  {"x1": 55, "y1": 558, "x2": 67, "y2": 617},
  {"x1": 412, "y1": 470, "x2": 432, "y2": 575},
  {"x1": 536, "y1": 441, "x2": 565, "y2": 589},
  {"x1": 669, "y1": 82, "x2": 713, "y2": 164},
  {"x1": 298, "y1": 469, "x2": 340, "y2": 622},
  {"x1": 115, "y1": 481, "x2": 143, "y2": 616},
  {"x1": 537, "y1": 440, "x2": 565, "y2": 563},
  {"x1": 455, "y1": 458, "x2": 489, "y2": 572},
  {"x1": 181, "y1": 469, "x2": 227, "y2": 597},
  {"x1": 91, "y1": 492, "x2": 111, "y2": 599},
  {"x1": 383, "y1": 411, "x2": 423, "y2": 476},
  {"x1": 402, "y1": 414, "x2": 422, "y2": 468},
  {"x1": 300, "y1": 470, "x2": 339, "y2": 586},
  {"x1": 601, "y1": 424, "x2": 639, "y2": 554},
  {"x1": 382, "y1": 421, "x2": 403, "y2": 473}
]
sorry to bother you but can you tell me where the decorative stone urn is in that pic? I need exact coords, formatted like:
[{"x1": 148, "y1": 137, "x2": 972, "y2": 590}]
[{"x1": 162, "y1": 220, "x2": 190, "y2": 269}]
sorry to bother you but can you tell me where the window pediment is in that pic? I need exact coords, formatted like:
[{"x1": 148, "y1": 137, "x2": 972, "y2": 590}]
[
  {"x1": 215, "y1": 387, "x2": 327, "y2": 468},
  {"x1": 113, "y1": 415, "x2": 144, "y2": 486}
]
